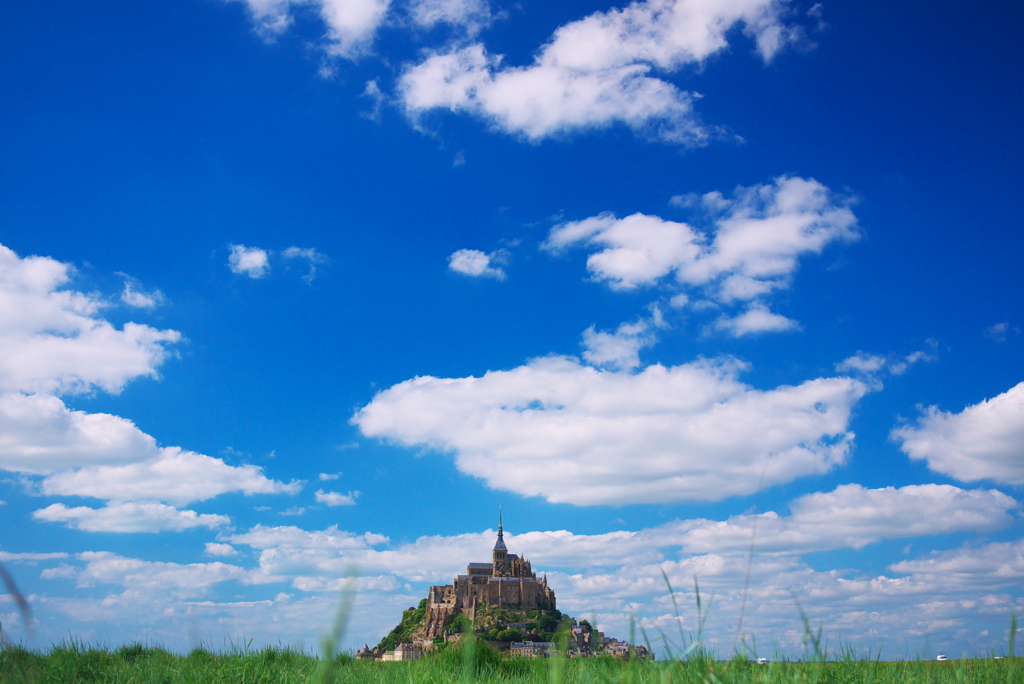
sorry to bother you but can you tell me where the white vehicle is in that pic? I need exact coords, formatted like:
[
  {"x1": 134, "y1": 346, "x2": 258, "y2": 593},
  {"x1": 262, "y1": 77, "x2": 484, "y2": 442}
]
[
  {"x1": 936, "y1": 655, "x2": 948, "y2": 661},
  {"x1": 756, "y1": 658, "x2": 769, "y2": 665}
]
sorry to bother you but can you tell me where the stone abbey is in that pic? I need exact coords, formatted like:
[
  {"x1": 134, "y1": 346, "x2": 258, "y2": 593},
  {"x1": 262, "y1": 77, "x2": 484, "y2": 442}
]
[{"x1": 422, "y1": 514, "x2": 557, "y2": 639}]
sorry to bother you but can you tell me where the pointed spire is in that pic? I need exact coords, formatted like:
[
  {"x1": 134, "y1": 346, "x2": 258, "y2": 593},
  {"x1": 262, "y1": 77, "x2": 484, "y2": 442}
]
[{"x1": 493, "y1": 507, "x2": 507, "y2": 552}]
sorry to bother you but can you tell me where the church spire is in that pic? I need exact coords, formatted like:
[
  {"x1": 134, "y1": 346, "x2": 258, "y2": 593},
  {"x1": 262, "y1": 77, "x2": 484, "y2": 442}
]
[{"x1": 493, "y1": 508, "x2": 507, "y2": 552}]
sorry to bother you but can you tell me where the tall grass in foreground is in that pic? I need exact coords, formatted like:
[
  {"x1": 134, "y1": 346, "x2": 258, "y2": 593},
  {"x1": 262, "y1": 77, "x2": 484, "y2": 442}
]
[{"x1": 3, "y1": 644, "x2": 1024, "y2": 684}]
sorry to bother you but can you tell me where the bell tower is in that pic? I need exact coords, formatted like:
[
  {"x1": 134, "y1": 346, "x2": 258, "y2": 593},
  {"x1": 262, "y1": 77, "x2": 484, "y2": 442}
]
[{"x1": 492, "y1": 510, "x2": 508, "y2": 576}]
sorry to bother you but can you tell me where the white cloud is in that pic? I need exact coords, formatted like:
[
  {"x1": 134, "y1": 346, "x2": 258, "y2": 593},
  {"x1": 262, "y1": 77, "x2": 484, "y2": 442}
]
[
  {"x1": 581, "y1": 317, "x2": 658, "y2": 371},
  {"x1": 41, "y1": 448, "x2": 301, "y2": 505},
  {"x1": 205, "y1": 543, "x2": 239, "y2": 557},
  {"x1": 314, "y1": 489, "x2": 359, "y2": 506},
  {"x1": 0, "y1": 392, "x2": 300, "y2": 512},
  {"x1": 0, "y1": 392, "x2": 158, "y2": 475},
  {"x1": 318, "y1": 472, "x2": 342, "y2": 480},
  {"x1": 118, "y1": 274, "x2": 165, "y2": 309},
  {"x1": 225, "y1": 484, "x2": 1003, "y2": 586},
  {"x1": 400, "y1": 0, "x2": 804, "y2": 142},
  {"x1": 712, "y1": 304, "x2": 799, "y2": 337},
  {"x1": 40, "y1": 564, "x2": 78, "y2": 579},
  {"x1": 892, "y1": 381, "x2": 1024, "y2": 485},
  {"x1": 0, "y1": 551, "x2": 69, "y2": 562},
  {"x1": 836, "y1": 347, "x2": 936, "y2": 377},
  {"x1": 545, "y1": 178, "x2": 855, "y2": 337},
  {"x1": 282, "y1": 246, "x2": 328, "y2": 283},
  {"x1": 33, "y1": 502, "x2": 230, "y2": 533},
  {"x1": 232, "y1": 0, "x2": 390, "y2": 58},
  {"x1": 545, "y1": 177, "x2": 857, "y2": 298},
  {"x1": 677, "y1": 484, "x2": 1017, "y2": 554},
  {"x1": 75, "y1": 551, "x2": 247, "y2": 598},
  {"x1": 890, "y1": 538, "x2": 1024, "y2": 587},
  {"x1": 985, "y1": 322, "x2": 1018, "y2": 343},
  {"x1": 408, "y1": 0, "x2": 491, "y2": 34},
  {"x1": 0, "y1": 242, "x2": 301, "y2": 529},
  {"x1": 0, "y1": 244, "x2": 180, "y2": 396},
  {"x1": 228, "y1": 244, "x2": 271, "y2": 278},
  {"x1": 447, "y1": 248, "x2": 507, "y2": 279},
  {"x1": 227, "y1": 524, "x2": 388, "y2": 551},
  {"x1": 354, "y1": 354, "x2": 868, "y2": 505},
  {"x1": 226, "y1": 484, "x2": 1012, "y2": 581}
]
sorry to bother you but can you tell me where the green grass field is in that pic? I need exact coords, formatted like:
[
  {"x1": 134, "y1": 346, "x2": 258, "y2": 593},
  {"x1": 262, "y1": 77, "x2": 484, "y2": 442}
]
[{"x1": 2, "y1": 642, "x2": 1021, "y2": 684}]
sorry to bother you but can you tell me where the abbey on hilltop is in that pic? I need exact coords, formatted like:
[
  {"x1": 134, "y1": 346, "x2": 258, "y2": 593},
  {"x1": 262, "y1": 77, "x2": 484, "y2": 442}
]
[
  {"x1": 423, "y1": 513, "x2": 557, "y2": 638},
  {"x1": 363, "y1": 516, "x2": 653, "y2": 661}
]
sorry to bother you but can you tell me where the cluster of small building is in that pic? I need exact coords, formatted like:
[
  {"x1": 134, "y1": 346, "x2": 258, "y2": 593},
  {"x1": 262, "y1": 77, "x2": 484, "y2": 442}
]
[
  {"x1": 359, "y1": 635, "x2": 652, "y2": 662},
  {"x1": 508, "y1": 636, "x2": 653, "y2": 660}
]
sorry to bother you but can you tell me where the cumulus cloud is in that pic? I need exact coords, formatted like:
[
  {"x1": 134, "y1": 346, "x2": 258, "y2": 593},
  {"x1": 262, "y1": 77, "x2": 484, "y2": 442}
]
[
  {"x1": 228, "y1": 244, "x2": 271, "y2": 278},
  {"x1": 712, "y1": 304, "x2": 799, "y2": 337},
  {"x1": 205, "y1": 543, "x2": 239, "y2": 557},
  {"x1": 447, "y1": 248, "x2": 508, "y2": 279},
  {"x1": 40, "y1": 448, "x2": 301, "y2": 505},
  {"x1": 400, "y1": 0, "x2": 804, "y2": 142},
  {"x1": 0, "y1": 242, "x2": 301, "y2": 532},
  {"x1": 231, "y1": 0, "x2": 390, "y2": 58},
  {"x1": 75, "y1": 551, "x2": 247, "y2": 598},
  {"x1": 0, "y1": 244, "x2": 180, "y2": 396},
  {"x1": 0, "y1": 391, "x2": 297, "y2": 510},
  {"x1": 33, "y1": 502, "x2": 230, "y2": 533},
  {"x1": 408, "y1": 0, "x2": 491, "y2": 34},
  {"x1": 354, "y1": 354, "x2": 868, "y2": 505},
  {"x1": 40, "y1": 564, "x2": 78, "y2": 579},
  {"x1": 545, "y1": 177, "x2": 855, "y2": 336},
  {"x1": 0, "y1": 392, "x2": 159, "y2": 474},
  {"x1": 314, "y1": 489, "x2": 359, "y2": 506},
  {"x1": 546, "y1": 177, "x2": 857, "y2": 295},
  {"x1": 890, "y1": 538, "x2": 1024, "y2": 587},
  {"x1": 677, "y1": 484, "x2": 1017, "y2": 554},
  {"x1": 227, "y1": 484, "x2": 1012, "y2": 580},
  {"x1": 118, "y1": 274, "x2": 165, "y2": 309},
  {"x1": 580, "y1": 316, "x2": 660, "y2": 371},
  {"x1": 892, "y1": 381, "x2": 1024, "y2": 485},
  {"x1": 226, "y1": 483, "x2": 1012, "y2": 585}
]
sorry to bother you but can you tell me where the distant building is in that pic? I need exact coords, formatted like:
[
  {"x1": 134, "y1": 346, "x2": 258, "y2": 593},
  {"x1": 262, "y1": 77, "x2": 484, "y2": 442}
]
[
  {"x1": 510, "y1": 641, "x2": 556, "y2": 657},
  {"x1": 423, "y1": 513, "x2": 557, "y2": 639},
  {"x1": 381, "y1": 643, "x2": 422, "y2": 661}
]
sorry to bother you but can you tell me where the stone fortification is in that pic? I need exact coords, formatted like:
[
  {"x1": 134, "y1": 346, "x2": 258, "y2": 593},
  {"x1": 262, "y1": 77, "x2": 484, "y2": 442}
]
[{"x1": 422, "y1": 515, "x2": 557, "y2": 639}]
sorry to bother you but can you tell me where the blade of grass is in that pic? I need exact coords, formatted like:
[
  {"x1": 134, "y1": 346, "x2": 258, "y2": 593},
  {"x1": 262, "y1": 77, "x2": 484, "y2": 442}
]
[
  {"x1": 0, "y1": 562, "x2": 34, "y2": 644},
  {"x1": 1009, "y1": 611, "x2": 1017, "y2": 684},
  {"x1": 317, "y1": 563, "x2": 358, "y2": 684},
  {"x1": 733, "y1": 452, "x2": 772, "y2": 657}
]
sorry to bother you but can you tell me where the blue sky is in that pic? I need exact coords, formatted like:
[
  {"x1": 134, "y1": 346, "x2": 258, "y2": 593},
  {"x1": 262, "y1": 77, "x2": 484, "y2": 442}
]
[{"x1": 0, "y1": 0, "x2": 1022, "y2": 659}]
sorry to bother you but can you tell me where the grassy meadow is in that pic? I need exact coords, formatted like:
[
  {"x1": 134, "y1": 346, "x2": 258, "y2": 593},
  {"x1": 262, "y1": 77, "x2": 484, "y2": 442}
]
[{"x1": 1, "y1": 641, "x2": 1022, "y2": 684}]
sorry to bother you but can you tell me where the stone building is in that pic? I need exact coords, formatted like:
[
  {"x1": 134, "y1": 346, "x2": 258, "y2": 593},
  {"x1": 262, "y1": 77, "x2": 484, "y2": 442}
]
[
  {"x1": 381, "y1": 643, "x2": 422, "y2": 661},
  {"x1": 423, "y1": 515, "x2": 557, "y2": 639}
]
